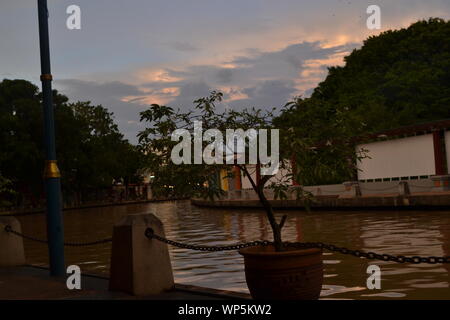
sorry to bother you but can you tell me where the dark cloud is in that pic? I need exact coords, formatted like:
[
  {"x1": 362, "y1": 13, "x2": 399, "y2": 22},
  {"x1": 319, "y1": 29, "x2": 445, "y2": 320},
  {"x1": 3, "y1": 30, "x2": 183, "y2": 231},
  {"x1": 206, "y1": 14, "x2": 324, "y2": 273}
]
[
  {"x1": 141, "y1": 41, "x2": 358, "y2": 112},
  {"x1": 53, "y1": 41, "x2": 359, "y2": 142},
  {"x1": 164, "y1": 41, "x2": 200, "y2": 52},
  {"x1": 54, "y1": 79, "x2": 148, "y2": 144},
  {"x1": 169, "y1": 81, "x2": 212, "y2": 110},
  {"x1": 230, "y1": 41, "x2": 355, "y2": 80},
  {"x1": 56, "y1": 79, "x2": 144, "y2": 99},
  {"x1": 216, "y1": 68, "x2": 233, "y2": 84},
  {"x1": 231, "y1": 79, "x2": 298, "y2": 110}
]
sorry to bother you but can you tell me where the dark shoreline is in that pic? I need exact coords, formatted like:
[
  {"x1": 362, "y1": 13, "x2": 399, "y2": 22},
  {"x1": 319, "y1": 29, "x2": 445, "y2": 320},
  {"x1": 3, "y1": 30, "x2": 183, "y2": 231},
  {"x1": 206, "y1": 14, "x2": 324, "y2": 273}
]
[
  {"x1": 191, "y1": 194, "x2": 450, "y2": 211},
  {"x1": 0, "y1": 198, "x2": 187, "y2": 216}
]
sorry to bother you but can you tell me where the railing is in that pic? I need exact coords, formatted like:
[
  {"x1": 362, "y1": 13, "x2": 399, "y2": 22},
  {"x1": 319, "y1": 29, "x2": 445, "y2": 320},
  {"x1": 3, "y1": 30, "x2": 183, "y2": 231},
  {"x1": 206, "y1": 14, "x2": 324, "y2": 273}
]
[
  {"x1": 219, "y1": 180, "x2": 440, "y2": 201},
  {"x1": 144, "y1": 228, "x2": 450, "y2": 264},
  {"x1": 4, "y1": 224, "x2": 450, "y2": 264},
  {"x1": 4, "y1": 225, "x2": 112, "y2": 247}
]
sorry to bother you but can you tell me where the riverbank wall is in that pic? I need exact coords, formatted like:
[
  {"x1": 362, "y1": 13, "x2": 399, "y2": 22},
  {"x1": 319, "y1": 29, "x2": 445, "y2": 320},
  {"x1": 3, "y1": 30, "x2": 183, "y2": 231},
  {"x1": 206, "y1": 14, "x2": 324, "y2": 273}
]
[
  {"x1": 192, "y1": 179, "x2": 450, "y2": 210},
  {"x1": 192, "y1": 193, "x2": 450, "y2": 210},
  {"x1": 0, "y1": 198, "x2": 186, "y2": 216}
]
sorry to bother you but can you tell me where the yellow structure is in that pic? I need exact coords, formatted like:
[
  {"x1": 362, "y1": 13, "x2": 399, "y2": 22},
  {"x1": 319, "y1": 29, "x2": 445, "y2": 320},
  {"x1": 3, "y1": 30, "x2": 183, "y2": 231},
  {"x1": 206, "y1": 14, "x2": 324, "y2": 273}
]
[{"x1": 219, "y1": 169, "x2": 229, "y2": 191}]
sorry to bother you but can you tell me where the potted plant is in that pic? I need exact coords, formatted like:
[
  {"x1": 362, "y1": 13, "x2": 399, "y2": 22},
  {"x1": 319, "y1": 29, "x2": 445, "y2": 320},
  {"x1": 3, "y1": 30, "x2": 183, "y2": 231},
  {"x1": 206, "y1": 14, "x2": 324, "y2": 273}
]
[{"x1": 138, "y1": 92, "x2": 362, "y2": 300}]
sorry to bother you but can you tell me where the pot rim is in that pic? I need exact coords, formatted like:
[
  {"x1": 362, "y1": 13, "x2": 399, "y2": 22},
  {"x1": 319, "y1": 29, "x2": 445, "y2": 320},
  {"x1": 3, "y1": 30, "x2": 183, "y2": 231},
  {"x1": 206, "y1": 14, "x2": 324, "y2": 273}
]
[{"x1": 239, "y1": 245, "x2": 322, "y2": 258}]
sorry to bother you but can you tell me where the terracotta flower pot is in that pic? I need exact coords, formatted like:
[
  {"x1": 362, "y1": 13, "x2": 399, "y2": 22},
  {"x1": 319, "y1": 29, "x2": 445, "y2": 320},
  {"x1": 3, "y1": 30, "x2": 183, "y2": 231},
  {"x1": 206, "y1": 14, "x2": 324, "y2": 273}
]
[{"x1": 239, "y1": 245, "x2": 323, "y2": 300}]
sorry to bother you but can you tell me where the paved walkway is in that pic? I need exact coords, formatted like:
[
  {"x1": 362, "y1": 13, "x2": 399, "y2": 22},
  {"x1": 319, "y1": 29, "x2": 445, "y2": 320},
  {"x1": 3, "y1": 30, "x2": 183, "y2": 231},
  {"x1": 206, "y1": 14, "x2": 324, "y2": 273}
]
[{"x1": 0, "y1": 265, "x2": 251, "y2": 300}]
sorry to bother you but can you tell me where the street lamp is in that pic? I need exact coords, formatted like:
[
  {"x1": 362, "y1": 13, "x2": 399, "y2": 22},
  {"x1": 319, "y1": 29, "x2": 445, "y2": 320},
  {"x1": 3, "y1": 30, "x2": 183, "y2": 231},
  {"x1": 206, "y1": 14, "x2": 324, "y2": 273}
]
[{"x1": 37, "y1": 0, "x2": 65, "y2": 276}]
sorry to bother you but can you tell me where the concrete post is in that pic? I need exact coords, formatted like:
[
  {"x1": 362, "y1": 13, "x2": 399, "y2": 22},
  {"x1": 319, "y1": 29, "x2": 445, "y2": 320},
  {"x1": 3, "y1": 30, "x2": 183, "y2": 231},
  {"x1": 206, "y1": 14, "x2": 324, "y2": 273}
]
[
  {"x1": 0, "y1": 217, "x2": 26, "y2": 267},
  {"x1": 109, "y1": 213, "x2": 174, "y2": 296},
  {"x1": 339, "y1": 181, "x2": 361, "y2": 198},
  {"x1": 398, "y1": 181, "x2": 410, "y2": 196}
]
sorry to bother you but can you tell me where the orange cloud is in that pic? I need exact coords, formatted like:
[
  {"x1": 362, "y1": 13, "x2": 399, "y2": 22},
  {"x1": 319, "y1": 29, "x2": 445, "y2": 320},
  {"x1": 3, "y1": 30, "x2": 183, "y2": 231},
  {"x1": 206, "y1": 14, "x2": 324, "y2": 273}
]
[
  {"x1": 135, "y1": 68, "x2": 184, "y2": 83},
  {"x1": 121, "y1": 86, "x2": 180, "y2": 105}
]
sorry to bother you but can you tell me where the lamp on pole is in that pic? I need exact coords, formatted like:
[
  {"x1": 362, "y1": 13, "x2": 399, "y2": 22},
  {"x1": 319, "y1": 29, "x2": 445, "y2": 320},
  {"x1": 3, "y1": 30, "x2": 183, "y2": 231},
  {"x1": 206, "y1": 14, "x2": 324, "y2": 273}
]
[{"x1": 37, "y1": 0, "x2": 65, "y2": 276}]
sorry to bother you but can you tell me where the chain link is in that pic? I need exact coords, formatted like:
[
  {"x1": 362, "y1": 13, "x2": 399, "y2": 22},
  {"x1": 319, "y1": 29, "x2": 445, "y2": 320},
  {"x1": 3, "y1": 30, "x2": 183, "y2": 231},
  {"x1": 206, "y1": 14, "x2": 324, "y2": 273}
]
[
  {"x1": 145, "y1": 228, "x2": 450, "y2": 264},
  {"x1": 4, "y1": 225, "x2": 112, "y2": 247},
  {"x1": 5, "y1": 224, "x2": 450, "y2": 263},
  {"x1": 144, "y1": 228, "x2": 271, "y2": 251}
]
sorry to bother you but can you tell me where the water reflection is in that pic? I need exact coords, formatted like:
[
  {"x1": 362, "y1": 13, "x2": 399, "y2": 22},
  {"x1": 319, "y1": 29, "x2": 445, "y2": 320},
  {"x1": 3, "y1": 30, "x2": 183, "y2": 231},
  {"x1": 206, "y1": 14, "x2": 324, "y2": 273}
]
[{"x1": 18, "y1": 201, "x2": 450, "y2": 299}]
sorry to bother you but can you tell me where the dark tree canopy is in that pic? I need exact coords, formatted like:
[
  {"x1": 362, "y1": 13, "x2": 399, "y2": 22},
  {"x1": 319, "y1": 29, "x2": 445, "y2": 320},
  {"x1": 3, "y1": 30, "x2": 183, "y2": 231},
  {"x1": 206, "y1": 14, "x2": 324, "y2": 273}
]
[
  {"x1": 0, "y1": 79, "x2": 143, "y2": 207},
  {"x1": 311, "y1": 18, "x2": 450, "y2": 133}
]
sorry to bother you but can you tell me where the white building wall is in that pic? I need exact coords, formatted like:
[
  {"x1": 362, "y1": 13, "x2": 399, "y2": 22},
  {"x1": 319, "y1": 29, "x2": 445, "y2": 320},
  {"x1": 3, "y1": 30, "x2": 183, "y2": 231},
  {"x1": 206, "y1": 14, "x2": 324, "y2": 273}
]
[
  {"x1": 240, "y1": 164, "x2": 292, "y2": 189},
  {"x1": 241, "y1": 165, "x2": 256, "y2": 189},
  {"x1": 356, "y1": 134, "x2": 435, "y2": 180}
]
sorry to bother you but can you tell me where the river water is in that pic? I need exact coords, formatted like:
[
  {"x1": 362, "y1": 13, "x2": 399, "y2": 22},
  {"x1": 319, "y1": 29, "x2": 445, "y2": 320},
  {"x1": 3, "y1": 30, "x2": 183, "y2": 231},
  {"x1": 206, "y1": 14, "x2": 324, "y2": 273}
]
[{"x1": 17, "y1": 200, "x2": 450, "y2": 299}]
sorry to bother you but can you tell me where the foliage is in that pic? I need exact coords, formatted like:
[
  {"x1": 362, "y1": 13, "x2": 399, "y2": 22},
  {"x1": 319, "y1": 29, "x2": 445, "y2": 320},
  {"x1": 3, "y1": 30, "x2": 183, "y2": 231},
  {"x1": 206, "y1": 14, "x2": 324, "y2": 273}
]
[
  {"x1": 138, "y1": 91, "x2": 358, "y2": 250},
  {"x1": 0, "y1": 173, "x2": 15, "y2": 207},
  {"x1": 0, "y1": 79, "x2": 143, "y2": 206},
  {"x1": 311, "y1": 18, "x2": 450, "y2": 133},
  {"x1": 274, "y1": 97, "x2": 367, "y2": 185}
]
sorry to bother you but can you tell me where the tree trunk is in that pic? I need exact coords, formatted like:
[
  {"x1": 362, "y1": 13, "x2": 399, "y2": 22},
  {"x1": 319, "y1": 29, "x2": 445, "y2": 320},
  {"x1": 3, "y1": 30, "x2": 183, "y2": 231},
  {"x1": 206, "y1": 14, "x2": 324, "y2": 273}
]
[{"x1": 256, "y1": 187, "x2": 284, "y2": 251}]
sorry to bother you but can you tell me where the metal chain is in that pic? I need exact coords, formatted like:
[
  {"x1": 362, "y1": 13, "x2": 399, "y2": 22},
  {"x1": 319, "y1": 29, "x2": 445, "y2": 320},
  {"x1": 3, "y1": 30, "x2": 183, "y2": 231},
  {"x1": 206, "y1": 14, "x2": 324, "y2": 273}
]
[
  {"x1": 284, "y1": 242, "x2": 450, "y2": 264},
  {"x1": 4, "y1": 225, "x2": 112, "y2": 247},
  {"x1": 145, "y1": 228, "x2": 450, "y2": 264},
  {"x1": 145, "y1": 228, "x2": 271, "y2": 251},
  {"x1": 6, "y1": 223, "x2": 450, "y2": 263}
]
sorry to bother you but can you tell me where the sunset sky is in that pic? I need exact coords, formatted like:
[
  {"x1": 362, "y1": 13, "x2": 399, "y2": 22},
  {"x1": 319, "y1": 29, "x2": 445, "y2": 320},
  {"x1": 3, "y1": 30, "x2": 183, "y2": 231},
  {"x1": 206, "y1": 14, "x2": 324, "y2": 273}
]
[{"x1": 1, "y1": 0, "x2": 449, "y2": 142}]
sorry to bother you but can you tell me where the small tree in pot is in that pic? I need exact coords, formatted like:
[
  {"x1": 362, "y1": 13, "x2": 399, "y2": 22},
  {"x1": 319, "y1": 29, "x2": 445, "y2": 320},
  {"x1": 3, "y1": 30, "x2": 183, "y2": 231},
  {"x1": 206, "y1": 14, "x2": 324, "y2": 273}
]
[{"x1": 138, "y1": 92, "x2": 363, "y2": 299}]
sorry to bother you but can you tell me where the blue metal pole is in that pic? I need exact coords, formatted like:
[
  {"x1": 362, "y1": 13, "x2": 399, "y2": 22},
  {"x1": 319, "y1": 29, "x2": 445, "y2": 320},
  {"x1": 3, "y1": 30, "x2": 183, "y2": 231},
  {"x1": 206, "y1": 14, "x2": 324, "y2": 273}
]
[{"x1": 37, "y1": 0, "x2": 65, "y2": 276}]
